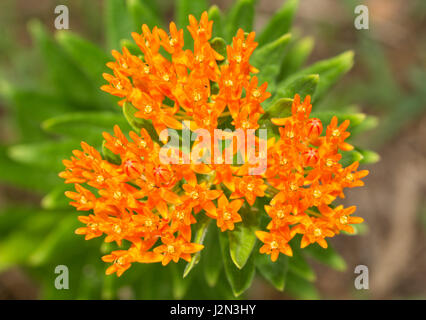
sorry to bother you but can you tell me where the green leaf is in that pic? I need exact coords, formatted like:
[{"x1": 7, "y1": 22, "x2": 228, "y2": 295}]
[
  {"x1": 183, "y1": 216, "x2": 211, "y2": 277},
  {"x1": 210, "y1": 37, "x2": 227, "y2": 62},
  {"x1": 228, "y1": 205, "x2": 259, "y2": 269},
  {"x1": 203, "y1": 225, "x2": 222, "y2": 287},
  {"x1": 274, "y1": 74, "x2": 319, "y2": 103},
  {"x1": 340, "y1": 150, "x2": 363, "y2": 167},
  {"x1": 102, "y1": 140, "x2": 122, "y2": 165},
  {"x1": 255, "y1": 250, "x2": 289, "y2": 291},
  {"x1": 304, "y1": 243, "x2": 347, "y2": 271},
  {"x1": 126, "y1": 0, "x2": 162, "y2": 30},
  {"x1": 55, "y1": 31, "x2": 110, "y2": 90},
  {"x1": 105, "y1": 0, "x2": 134, "y2": 50},
  {"x1": 251, "y1": 33, "x2": 292, "y2": 95},
  {"x1": 0, "y1": 145, "x2": 59, "y2": 192},
  {"x1": 4, "y1": 89, "x2": 72, "y2": 142},
  {"x1": 358, "y1": 148, "x2": 380, "y2": 164},
  {"x1": 257, "y1": 0, "x2": 298, "y2": 46},
  {"x1": 28, "y1": 21, "x2": 102, "y2": 108},
  {"x1": 208, "y1": 5, "x2": 225, "y2": 39},
  {"x1": 310, "y1": 111, "x2": 366, "y2": 131},
  {"x1": 176, "y1": 0, "x2": 208, "y2": 47},
  {"x1": 225, "y1": 0, "x2": 255, "y2": 42},
  {"x1": 28, "y1": 214, "x2": 80, "y2": 266},
  {"x1": 288, "y1": 246, "x2": 316, "y2": 282},
  {"x1": 285, "y1": 272, "x2": 320, "y2": 299},
  {"x1": 219, "y1": 230, "x2": 255, "y2": 297},
  {"x1": 287, "y1": 51, "x2": 354, "y2": 101},
  {"x1": 8, "y1": 139, "x2": 80, "y2": 171},
  {"x1": 42, "y1": 111, "x2": 130, "y2": 143},
  {"x1": 123, "y1": 102, "x2": 158, "y2": 141},
  {"x1": 171, "y1": 263, "x2": 192, "y2": 299},
  {"x1": 41, "y1": 184, "x2": 73, "y2": 210},
  {"x1": 279, "y1": 36, "x2": 314, "y2": 81},
  {"x1": 262, "y1": 97, "x2": 293, "y2": 117}
]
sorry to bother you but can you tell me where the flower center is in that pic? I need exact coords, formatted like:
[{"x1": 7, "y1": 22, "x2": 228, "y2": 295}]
[
  {"x1": 144, "y1": 105, "x2": 153, "y2": 114},
  {"x1": 246, "y1": 183, "x2": 255, "y2": 192},
  {"x1": 270, "y1": 241, "x2": 279, "y2": 249},
  {"x1": 113, "y1": 191, "x2": 122, "y2": 200},
  {"x1": 313, "y1": 189, "x2": 322, "y2": 198},
  {"x1": 340, "y1": 215, "x2": 348, "y2": 224},
  {"x1": 332, "y1": 129, "x2": 340, "y2": 137},
  {"x1": 223, "y1": 211, "x2": 232, "y2": 221},
  {"x1": 276, "y1": 210, "x2": 285, "y2": 219},
  {"x1": 190, "y1": 191, "x2": 199, "y2": 200},
  {"x1": 96, "y1": 175, "x2": 105, "y2": 184},
  {"x1": 113, "y1": 224, "x2": 122, "y2": 234},
  {"x1": 80, "y1": 196, "x2": 87, "y2": 204},
  {"x1": 314, "y1": 228, "x2": 322, "y2": 237},
  {"x1": 167, "y1": 245, "x2": 175, "y2": 254}
]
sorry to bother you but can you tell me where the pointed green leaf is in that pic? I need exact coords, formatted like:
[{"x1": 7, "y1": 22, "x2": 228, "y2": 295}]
[
  {"x1": 210, "y1": 37, "x2": 227, "y2": 62},
  {"x1": 183, "y1": 215, "x2": 211, "y2": 277},
  {"x1": 288, "y1": 246, "x2": 316, "y2": 282},
  {"x1": 251, "y1": 33, "x2": 292, "y2": 95},
  {"x1": 203, "y1": 225, "x2": 222, "y2": 287},
  {"x1": 287, "y1": 51, "x2": 354, "y2": 101},
  {"x1": 55, "y1": 31, "x2": 110, "y2": 90},
  {"x1": 42, "y1": 111, "x2": 130, "y2": 142},
  {"x1": 105, "y1": 0, "x2": 134, "y2": 50},
  {"x1": 285, "y1": 272, "x2": 320, "y2": 299},
  {"x1": 28, "y1": 20, "x2": 101, "y2": 107},
  {"x1": 225, "y1": 0, "x2": 255, "y2": 42},
  {"x1": 228, "y1": 205, "x2": 259, "y2": 269},
  {"x1": 126, "y1": 0, "x2": 162, "y2": 30},
  {"x1": 219, "y1": 230, "x2": 255, "y2": 297},
  {"x1": 274, "y1": 74, "x2": 319, "y2": 103},
  {"x1": 304, "y1": 243, "x2": 347, "y2": 271},
  {"x1": 258, "y1": 0, "x2": 298, "y2": 46},
  {"x1": 278, "y1": 36, "x2": 314, "y2": 81},
  {"x1": 8, "y1": 139, "x2": 80, "y2": 171},
  {"x1": 358, "y1": 148, "x2": 380, "y2": 164},
  {"x1": 208, "y1": 5, "x2": 225, "y2": 39},
  {"x1": 262, "y1": 97, "x2": 293, "y2": 117},
  {"x1": 340, "y1": 150, "x2": 363, "y2": 167},
  {"x1": 41, "y1": 184, "x2": 73, "y2": 210},
  {"x1": 255, "y1": 250, "x2": 289, "y2": 291}
]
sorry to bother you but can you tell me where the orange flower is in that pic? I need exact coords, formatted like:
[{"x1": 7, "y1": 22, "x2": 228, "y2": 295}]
[
  {"x1": 60, "y1": 12, "x2": 369, "y2": 274},
  {"x1": 205, "y1": 195, "x2": 244, "y2": 231},
  {"x1": 153, "y1": 235, "x2": 204, "y2": 266}
]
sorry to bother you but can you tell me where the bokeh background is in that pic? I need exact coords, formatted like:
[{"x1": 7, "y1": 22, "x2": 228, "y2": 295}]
[{"x1": 0, "y1": 0, "x2": 425, "y2": 299}]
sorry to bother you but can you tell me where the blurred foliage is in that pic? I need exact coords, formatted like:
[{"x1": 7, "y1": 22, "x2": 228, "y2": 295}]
[{"x1": 0, "y1": 0, "x2": 391, "y2": 299}]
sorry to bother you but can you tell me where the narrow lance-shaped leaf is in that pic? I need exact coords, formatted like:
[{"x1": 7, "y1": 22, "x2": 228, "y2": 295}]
[
  {"x1": 55, "y1": 31, "x2": 111, "y2": 90},
  {"x1": 203, "y1": 225, "x2": 222, "y2": 287},
  {"x1": 304, "y1": 243, "x2": 347, "y2": 271},
  {"x1": 219, "y1": 230, "x2": 255, "y2": 297},
  {"x1": 257, "y1": 0, "x2": 299, "y2": 47},
  {"x1": 272, "y1": 73, "x2": 319, "y2": 105},
  {"x1": 105, "y1": 0, "x2": 134, "y2": 51},
  {"x1": 225, "y1": 0, "x2": 255, "y2": 42},
  {"x1": 251, "y1": 33, "x2": 292, "y2": 95},
  {"x1": 278, "y1": 36, "x2": 314, "y2": 81},
  {"x1": 228, "y1": 205, "x2": 259, "y2": 269},
  {"x1": 255, "y1": 247, "x2": 289, "y2": 291},
  {"x1": 283, "y1": 50, "x2": 354, "y2": 102},
  {"x1": 28, "y1": 21, "x2": 101, "y2": 107},
  {"x1": 126, "y1": 0, "x2": 162, "y2": 30},
  {"x1": 285, "y1": 271, "x2": 320, "y2": 299},
  {"x1": 42, "y1": 111, "x2": 131, "y2": 143},
  {"x1": 183, "y1": 215, "x2": 211, "y2": 277},
  {"x1": 208, "y1": 5, "x2": 225, "y2": 39}
]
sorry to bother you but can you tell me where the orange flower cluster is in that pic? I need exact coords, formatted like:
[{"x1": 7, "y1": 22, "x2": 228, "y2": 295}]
[
  {"x1": 60, "y1": 12, "x2": 369, "y2": 275},
  {"x1": 101, "y1": 12, "x2": 269, "y2": 135},
  {"x1": 256, "y1": 95, "x2": 368, "y2": 261}
]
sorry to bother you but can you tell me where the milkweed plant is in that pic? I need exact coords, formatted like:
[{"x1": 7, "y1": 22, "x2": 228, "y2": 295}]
[{"x1": 0, "y1": 0, "x2": 379, "y2": 299}]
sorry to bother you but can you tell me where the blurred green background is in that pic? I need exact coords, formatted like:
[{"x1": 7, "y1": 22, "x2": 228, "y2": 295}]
[{"x1": 0, "y1": 0, "x2": 425, "y2": 299}]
